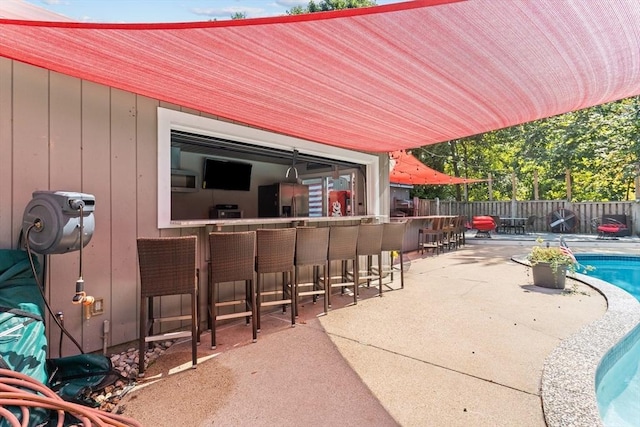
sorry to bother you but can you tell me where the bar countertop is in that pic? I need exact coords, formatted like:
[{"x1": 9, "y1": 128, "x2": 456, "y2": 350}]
[{"x1": 168, "y1": 215, "x2": 381, "y2": 229}]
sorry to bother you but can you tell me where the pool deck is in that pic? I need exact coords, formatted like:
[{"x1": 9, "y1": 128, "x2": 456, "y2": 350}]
[{"x1": 117, "y1": 233, "x2": 640, "y2": 426}]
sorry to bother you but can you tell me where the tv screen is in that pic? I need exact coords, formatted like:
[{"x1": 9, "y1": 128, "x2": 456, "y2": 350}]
[{"x1": 202, "y1": 158, "x2": 252, "y2": 191}]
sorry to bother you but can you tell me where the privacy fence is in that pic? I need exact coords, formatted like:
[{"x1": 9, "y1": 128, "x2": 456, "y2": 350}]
[{"x1": 413, "y1": 199, "x2": 640, "y2": 235}]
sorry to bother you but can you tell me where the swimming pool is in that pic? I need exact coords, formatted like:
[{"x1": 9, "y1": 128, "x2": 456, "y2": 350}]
[{"x1": 574, "y1": 254, "x2": 640, "y2": 427}]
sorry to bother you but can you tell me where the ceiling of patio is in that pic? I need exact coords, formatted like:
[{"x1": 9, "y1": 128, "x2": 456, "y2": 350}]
[{"x1": 1, "y1": 0, "x2": 640, "y2": 153}]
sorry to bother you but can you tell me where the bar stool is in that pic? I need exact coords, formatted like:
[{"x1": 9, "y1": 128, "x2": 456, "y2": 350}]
[
  {"x1": 137, "y1": 236, "x2": 198, "y2": 377},
  {"x1": 327, "y1": 225, "x2": 359, "y2": 307},
  {"x1": 453, "y1": 215, "x2": 466, "y2": 248},
  {"x1": 418, "y1": 217, "x2": 443, "y2": 255},
  {"x1": 441, "y1": 216, "x2": 457, "y2": 251},
  {"x1": 256, "y1": 228, "x2": 297, "y2": 331},
  {"x1": 294, "y1": 226, "x2": 329, "y2": 317},
  {"x1": 355, "y1": 223, "x2": 384, "y2": 297},
  {"x1": 379, "y1": 221, "x2": 406, "y2": 290},
  {"x1": 208, "y1": 231, "x2": 257, "y2": 349}
]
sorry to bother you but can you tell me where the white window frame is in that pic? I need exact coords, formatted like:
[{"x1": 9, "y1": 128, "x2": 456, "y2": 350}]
[{"x1": 157, "y1": 107, "x2": 380, "y2": 228}]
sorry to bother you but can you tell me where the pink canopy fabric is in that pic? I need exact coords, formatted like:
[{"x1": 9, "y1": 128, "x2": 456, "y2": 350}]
[
  {"x1": 2, "y1": 0, "x2": 640, "y2": 152},
  {"x1": 389, "y1": 150, "x2": 483, "y2": 185}
]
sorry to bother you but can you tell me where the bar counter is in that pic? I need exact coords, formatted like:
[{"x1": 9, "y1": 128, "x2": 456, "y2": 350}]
[{"x1": 169, "y1": 215, "x2": 382, "y2": 230}]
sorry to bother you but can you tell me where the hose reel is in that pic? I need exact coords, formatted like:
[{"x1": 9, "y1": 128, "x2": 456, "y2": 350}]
[
  {"x1": 22, "y1": 191, "x2": 95, "y2": 254},
  {"x1": 22, "y1": 191, "x2": 96, "y2": 310}
]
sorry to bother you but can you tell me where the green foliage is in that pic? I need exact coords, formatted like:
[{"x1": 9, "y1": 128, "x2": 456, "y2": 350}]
[
  {"x1": 410, "y1": 96, "x2": 640, "y2": 202},
  {"x1": 527, "y1": 239, "x2": 577, "y2": 272},
  {"x1": 288, "y1": 0, "x2": 377, "y2": 15},
  {"x1": 231, "y1": 12, "x2": 247, "y2": 19}
]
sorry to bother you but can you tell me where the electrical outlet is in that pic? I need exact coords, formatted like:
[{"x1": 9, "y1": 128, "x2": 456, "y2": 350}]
[{"x1": 91, "y1": 297, "x2": 104, "y2": 315}]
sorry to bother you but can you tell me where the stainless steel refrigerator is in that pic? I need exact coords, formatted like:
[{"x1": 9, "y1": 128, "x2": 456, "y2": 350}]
[{"x1": 258, "y1": 183, "x2": 309, "y2": 217}]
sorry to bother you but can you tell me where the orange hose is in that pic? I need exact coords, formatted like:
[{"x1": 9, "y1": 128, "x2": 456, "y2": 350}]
[
  {"x1": 0, "y1": 395, "x2": 101, "y2": 427},
  {"x1": 0, "y1": 369, "x2": 143, "y2": 427},
  {"x1": 0, "y1": 405, "x2": 21, "y2": 427},
  {"x1": 0, "y1": 382, "x2": 65, "y2": 427}
]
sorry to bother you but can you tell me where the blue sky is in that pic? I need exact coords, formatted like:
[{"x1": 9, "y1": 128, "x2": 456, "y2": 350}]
[{"x1": 23, "y1": 0, "x2": 399, "y2": 23}]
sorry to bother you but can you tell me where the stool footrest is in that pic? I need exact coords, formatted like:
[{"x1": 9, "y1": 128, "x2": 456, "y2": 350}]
[
  {"x1": 260, "y1": 299, "x2": 293, "y2": 307},
  {"x1": 150, "y1": 314, "x2": 192, "y2": 323},
  {"x1": 298, "y1": 290, "x2": 326, "y2": 297},
  {"x1": 145, "y1": 330, "x2": 192, "y2": 343},
  {"x1": 216, "y1": 299, "x2": 249, "y2": 308},
  {"x1": 329, "y1": 281, "x2": 355, "y2": 286},
  {"x1": 216, "y1": 310, "x2": 253, "y2": 321}
]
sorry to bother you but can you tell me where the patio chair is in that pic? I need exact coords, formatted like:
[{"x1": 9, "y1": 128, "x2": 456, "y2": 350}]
[
  {"x1": 256, "y1": 228, "x2": 297, "y2": 331},
  {"x1": 208, "y1": 231, "x2": 257, "y2": 349},
  {"x1": 137, "y1": 236, "x2": 199, "y2": 377},
  {"x1": 522, "y1": 215, "x2": 537, "y2": 234},
  {"x1": 597, "y1": 217, "x2": 629, "y2": 240},
  {"x1": 294, "y1": 226, "x2": 329, "y2": 317},
  {"x1": 490, "y1": 215, "x2": 504, "y2": 233}
]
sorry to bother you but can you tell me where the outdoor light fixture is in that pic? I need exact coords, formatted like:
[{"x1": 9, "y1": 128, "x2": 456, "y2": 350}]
[{"x1": 285, "y1": 149, "x2": 299, "y2": 182}]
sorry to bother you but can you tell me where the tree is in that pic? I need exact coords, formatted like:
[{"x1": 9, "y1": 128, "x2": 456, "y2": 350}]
[
  {"x1": 231, "y1": 12, "x2": 247, "y2": 20},
  {"x1": 413, "y1": 96, "x2": 640, "y2": 202},
  {"x1": 288, "y1": 0, "x2": 377, "y2": 15}
]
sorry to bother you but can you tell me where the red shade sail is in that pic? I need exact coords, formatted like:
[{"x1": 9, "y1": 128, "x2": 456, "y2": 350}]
[
  {"x1": 389, "y1": 150, "x2": 483, "y2": 185},
  {"x1": 1, "y1": 0, "x2": 640, "y2": 152}
]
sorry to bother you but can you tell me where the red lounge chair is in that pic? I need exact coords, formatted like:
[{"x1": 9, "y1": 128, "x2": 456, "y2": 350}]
[
  {"x1": 472, "y1": 216, "x2": 496, "y2": 238},
  {"x1": 597, "y1": 218, "x2": 628, "y2": 240}
]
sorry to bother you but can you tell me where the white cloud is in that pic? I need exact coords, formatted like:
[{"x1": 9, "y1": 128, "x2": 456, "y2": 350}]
[
  {"x1": 275, "y1": 0, "x2": 307, "y2": 7},
  {"x1": 191, "y1": 6, "x2": 265, "y2": 19},
  {"x1": 40, "y1": 0, "x2": 68, "y2": 5}
]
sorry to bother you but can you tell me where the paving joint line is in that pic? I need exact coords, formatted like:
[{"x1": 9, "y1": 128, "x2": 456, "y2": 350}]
[{"x1": 327, "y1": 332, "x2": 540, "y2": 397}]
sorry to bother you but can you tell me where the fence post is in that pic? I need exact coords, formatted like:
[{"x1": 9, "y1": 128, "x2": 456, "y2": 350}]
[{"x1": 631, "y1": 202, "x2": 640, "y2": 236}]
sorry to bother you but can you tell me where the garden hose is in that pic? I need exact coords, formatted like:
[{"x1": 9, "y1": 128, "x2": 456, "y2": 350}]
[{"x1": 0, "y1": 368, "x2": 142, "y2": 427}]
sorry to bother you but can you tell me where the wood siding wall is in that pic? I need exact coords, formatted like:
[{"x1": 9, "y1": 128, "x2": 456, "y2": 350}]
[
  {"x1": 0, "y1": 59, "x2": 389, "y2": 355},
  {"x1": 413, "y1": 198, "x2": 639, "y2": 235},
  {"x1": 0, "y1": 59, "x2": 217, "y2": 355}
]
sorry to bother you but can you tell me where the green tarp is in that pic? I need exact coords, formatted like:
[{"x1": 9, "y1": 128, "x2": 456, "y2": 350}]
[{"x1": 0, "y1": 249, "x2": 48, "y2": 426}]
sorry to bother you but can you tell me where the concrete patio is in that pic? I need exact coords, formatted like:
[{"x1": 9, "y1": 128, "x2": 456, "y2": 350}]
[{"x1": 116, "y1": 243, "x2": 611, "y2": 426}]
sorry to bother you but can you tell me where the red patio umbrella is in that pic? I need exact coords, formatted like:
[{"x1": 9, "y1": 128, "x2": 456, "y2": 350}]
[{"x1": 389, "y1": 151, "x2": 484, "y2": 185}]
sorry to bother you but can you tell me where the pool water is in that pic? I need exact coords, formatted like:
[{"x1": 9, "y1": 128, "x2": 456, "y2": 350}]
[{"x1": 574, "y1": 255, "x2": 640, "y2": 427}]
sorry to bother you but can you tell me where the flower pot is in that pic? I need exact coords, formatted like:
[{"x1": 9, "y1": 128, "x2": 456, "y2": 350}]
[{"x1": 531, "y1": 262, "x2": 567, "y2": 289}]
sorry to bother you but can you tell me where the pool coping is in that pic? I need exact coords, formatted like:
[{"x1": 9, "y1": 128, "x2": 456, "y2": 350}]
[{"x1": 511, "y1": 255, "x2": 640, "y2": 427}]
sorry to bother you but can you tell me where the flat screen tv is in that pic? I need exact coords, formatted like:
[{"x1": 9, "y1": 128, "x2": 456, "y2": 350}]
[{"x1": 202, "y1": 158, "x2": 252, "y2": 191}]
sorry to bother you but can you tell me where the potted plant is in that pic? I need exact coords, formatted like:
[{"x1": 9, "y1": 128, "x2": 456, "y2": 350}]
[{"x1": 526, "y1": 239, "x2": 577, "y2": 289}]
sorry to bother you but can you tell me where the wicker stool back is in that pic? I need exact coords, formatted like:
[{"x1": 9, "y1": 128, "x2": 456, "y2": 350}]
[
  {"x1": 380, "y1": 221, "x2": 406, "y2": 289},
  {"x1": 137, "y1": 236, "x2": 198, "y2": 377},
  {"x1": 294, "y1": 227, "x2": 329, "y2": 316},
  {"x1": 256, "y1": 228, "x2": 297, "y2": 331},
  {"x1": 356, "y1": 223, "x2": 384, "y2": 297},
  {"x1": 208, "y1": 231, "x2": 257, "y2": 349},
  {"x1": 327, "y1": 225, "x2": 359, "y2": 307}
]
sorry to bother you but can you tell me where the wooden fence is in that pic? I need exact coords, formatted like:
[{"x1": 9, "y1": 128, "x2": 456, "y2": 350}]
[{"x1": 413, "y1": 198, "x2": 639, "y2": 235}]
